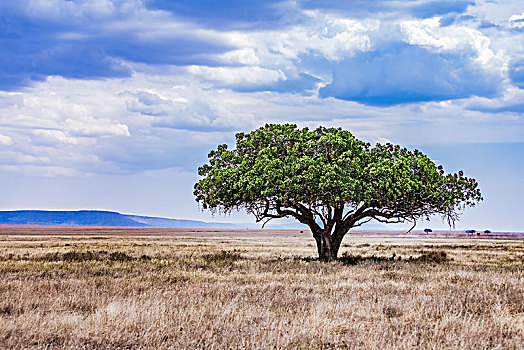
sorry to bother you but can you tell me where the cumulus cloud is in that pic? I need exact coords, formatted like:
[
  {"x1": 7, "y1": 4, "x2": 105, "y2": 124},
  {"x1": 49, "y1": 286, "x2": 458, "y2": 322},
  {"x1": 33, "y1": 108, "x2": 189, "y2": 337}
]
[
  {"x1": 319, "y1": 42, "x2": 501, "y2": 105},
  {"x1": 509, "y1": 60, "x2": 524, "y2": 88},
  {"x1": 186, "y1": 12, "x2": 504, "y2": 103},
  {"x1": 31, "y1": 130, "x2": 79, "y2": 146},
  {"x1": 317, "y1": 18, "x2": 503, "y2": 105},
  {"x1": 0, "y1": 76, "x2": 136, "y2": 174},
  {"x1": 124, "y1": 82, "x2": 257, "y2": 132},
  {"x1": 221, "y1": 14, "x2": 375, "y2": 65},
  {"x1": 466, "y1": 87, "x2": 524, "y2": 114},
  {"x1": 217, "y1": 49, "x2": 260, "y2": 65}
]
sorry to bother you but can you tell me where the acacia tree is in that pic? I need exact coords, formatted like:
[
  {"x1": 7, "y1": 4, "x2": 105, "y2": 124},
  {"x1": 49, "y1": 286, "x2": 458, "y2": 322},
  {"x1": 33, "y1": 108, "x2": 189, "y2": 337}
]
[{"x1": 194, "y1": 124, "x2": 482, "y2": 261}]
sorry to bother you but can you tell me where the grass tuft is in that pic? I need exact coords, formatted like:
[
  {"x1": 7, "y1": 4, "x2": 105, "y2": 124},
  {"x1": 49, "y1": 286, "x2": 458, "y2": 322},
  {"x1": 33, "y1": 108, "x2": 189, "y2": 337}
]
[
  {"x1": 416, "y1": 250, "x2": 448, "y2": 263},
  {"x1": 201, "y1": 249, "x2": 242, "y2": 267},
  {"x1": 36, "y1": 250, "x2": 140, "y2": 262},
  {"x1": 338, "y1": 253, "x2": 391, "y2": 265}
]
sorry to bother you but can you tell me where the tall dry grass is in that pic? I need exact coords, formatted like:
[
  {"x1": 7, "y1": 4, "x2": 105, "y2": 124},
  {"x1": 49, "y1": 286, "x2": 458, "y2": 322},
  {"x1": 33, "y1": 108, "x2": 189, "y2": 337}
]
[{"x1": 0, "y1": 231, "x2": 522, "y2": 349}]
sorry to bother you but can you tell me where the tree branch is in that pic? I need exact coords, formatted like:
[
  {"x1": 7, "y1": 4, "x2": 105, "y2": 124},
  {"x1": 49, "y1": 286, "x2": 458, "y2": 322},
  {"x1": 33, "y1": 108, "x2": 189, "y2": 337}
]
[
  {"x1": 287, "y1": 200, "x2": 322, "y2": 233},
  {"x1": 352, "y1": 217, "x2": 372, "y2": 228},
  {"x1": 406, "y1": 219, "x2": 416, "y2": 233}
]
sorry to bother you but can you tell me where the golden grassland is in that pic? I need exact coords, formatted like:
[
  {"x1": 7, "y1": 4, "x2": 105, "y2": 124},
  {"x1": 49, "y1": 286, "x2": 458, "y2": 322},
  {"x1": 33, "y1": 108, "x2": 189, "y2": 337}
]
[{"x1": 0, "y1": 227, "x2": 523, "y2": 349}]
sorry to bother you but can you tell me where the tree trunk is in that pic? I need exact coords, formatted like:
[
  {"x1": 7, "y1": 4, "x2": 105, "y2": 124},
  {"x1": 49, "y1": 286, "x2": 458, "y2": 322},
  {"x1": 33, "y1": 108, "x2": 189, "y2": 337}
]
[
  {"x1": 315, "y1": 234, "x2": 338, "y2": 261},
  {"x1": 314, "y1": 229, "x2": 347, "y2": 261}
]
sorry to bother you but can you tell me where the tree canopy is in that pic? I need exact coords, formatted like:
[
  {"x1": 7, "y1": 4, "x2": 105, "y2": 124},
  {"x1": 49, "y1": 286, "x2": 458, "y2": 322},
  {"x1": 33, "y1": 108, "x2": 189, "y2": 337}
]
[{"x1": 194, "y1": 124, "x2": 482, "y2": 260}]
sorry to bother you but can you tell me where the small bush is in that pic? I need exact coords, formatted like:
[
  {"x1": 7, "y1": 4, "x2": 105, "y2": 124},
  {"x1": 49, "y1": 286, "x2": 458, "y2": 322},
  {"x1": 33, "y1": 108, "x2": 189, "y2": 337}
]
[
  {"x1": 417, "y1": 250, "x2": 448, "y2": 263},
  {"x1": 62, "y1": 251, "x2": 101, "y2": 262},
  {"x1": 202, "y1": 250, "x2": 242, "y2": 267}
]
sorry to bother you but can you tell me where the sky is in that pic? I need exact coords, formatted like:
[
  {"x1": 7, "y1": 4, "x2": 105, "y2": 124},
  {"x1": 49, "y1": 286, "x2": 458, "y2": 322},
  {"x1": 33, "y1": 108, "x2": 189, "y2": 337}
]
[{"x1": 0, "y1": 0, "x2": 523, "y2": 232}]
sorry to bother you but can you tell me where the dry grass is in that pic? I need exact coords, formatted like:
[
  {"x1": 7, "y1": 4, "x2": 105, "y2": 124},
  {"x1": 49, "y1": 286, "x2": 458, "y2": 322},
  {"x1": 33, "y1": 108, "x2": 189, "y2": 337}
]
[{"x1": 0, "y1": 227, "x2": 523, "y2": 349}]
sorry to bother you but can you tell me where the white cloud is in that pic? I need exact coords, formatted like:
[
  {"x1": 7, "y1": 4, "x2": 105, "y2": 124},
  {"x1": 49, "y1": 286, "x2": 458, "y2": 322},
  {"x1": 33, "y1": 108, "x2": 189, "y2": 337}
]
[
  {"x1": 400, "y1": 17, "x2": 500, "y2": 68},
  {"x1": 31, "y1": 129, "x2": 78, "y2": 145},
  {"x1": 0, "y1": 134, "x2": 13, "y2": 146},
  {"x1": 221, "y1": 13, "x2": 375, "y2": 67},
  {"x1": 187, "y1": 65, "x2": 286, "y2": 86},
  {"x1": 217, "y1": 49, "x2": 260, "y2": 65},
  {"x1": 123, "y1": 80, "x2": 257, "y2": 131},
  {"x1": 509, "y1": 12, "x2": 524, "y2": 28},
  {"x1": 64, "y1": 117, "x2": 130, "y2": 137}
]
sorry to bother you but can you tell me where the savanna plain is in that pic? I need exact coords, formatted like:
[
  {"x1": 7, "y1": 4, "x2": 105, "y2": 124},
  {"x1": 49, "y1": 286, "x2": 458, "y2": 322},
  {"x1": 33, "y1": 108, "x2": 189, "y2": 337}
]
[{"x1": 0, "y1": 226, "x2": 522, "y2": 349}]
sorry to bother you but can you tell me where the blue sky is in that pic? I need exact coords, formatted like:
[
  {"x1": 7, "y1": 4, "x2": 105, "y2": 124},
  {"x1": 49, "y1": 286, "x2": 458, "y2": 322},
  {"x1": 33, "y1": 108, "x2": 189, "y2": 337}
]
[{"x1": 0, "y1": 0, "x2": 523, "y2": 231}]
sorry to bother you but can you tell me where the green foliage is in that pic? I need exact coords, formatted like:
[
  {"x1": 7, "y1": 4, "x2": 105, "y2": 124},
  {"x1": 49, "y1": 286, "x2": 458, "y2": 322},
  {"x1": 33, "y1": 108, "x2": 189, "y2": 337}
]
[
  {"x1": 197, "y1": 125, "x2": 366, "y2": 209},
  {"x1": 194, "y1": 124, "x2": 482, "y2": 259}
]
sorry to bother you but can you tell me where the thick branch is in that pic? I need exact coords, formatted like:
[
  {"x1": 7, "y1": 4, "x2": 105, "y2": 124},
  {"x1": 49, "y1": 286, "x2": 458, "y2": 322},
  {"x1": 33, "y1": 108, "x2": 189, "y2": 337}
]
[{"x1": 288, "y1": 201, "x2": 322, "y2": 233}]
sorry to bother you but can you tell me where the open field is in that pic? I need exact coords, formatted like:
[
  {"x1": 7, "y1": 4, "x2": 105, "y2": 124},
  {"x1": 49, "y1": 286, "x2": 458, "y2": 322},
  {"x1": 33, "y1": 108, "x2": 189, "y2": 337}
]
[{"x1": 0, "y1": 226, "x2": 523, "y2": 349}]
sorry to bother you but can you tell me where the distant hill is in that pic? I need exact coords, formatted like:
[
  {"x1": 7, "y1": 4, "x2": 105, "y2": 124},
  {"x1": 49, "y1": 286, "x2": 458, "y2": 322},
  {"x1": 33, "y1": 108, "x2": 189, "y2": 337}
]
[
  {"x1": 0, "y1": 210, "x2": 392, "y2": 230},
  {"x1": 0, "y1": 210, "x2": 248, "y2": 228}
]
